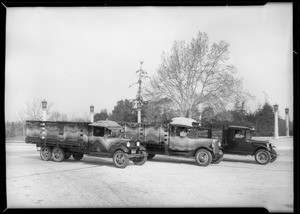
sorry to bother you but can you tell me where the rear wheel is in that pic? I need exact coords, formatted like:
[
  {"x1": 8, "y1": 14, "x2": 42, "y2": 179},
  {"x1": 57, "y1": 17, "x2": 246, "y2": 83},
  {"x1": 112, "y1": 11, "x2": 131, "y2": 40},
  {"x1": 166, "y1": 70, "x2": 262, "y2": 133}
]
[
  {"x1": 113, "y1": 150, "x2": 129, "y2": 168},
  {"x1": 255, "y1": 149, "x2": 271, "y2": 165},
  {"x1": 147, "y1": 153, "x2": 155, "y2": 160},
  {"x1": 40, "y1": 146, "x2": 52, "y2": 161},
  {"x1": 195, "y1": 149, "x2": 212, "y2": 166},
  {"x1": 52, "y1": 147, "x2": 65, "y2": 162},
  {"x1": 72, "y1": 153, "x2": 84, "y2": 160},
  {"x1": 64, "y1": 152, "x2": 72, "y2": 159}
]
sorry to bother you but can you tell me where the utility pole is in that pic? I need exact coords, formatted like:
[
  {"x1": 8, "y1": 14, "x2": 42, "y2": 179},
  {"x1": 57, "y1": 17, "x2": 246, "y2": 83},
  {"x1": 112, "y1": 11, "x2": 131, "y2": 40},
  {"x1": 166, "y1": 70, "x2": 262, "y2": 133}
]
[{"x1": 130, "y1": 61, "x2": 149, "y2": 123}]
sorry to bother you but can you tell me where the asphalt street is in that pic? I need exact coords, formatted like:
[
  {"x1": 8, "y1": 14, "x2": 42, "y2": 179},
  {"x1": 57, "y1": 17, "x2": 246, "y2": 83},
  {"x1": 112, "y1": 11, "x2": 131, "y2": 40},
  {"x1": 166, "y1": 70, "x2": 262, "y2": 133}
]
[{"x1": 5, "y1": 137, "x2": 294, "y2": 212}]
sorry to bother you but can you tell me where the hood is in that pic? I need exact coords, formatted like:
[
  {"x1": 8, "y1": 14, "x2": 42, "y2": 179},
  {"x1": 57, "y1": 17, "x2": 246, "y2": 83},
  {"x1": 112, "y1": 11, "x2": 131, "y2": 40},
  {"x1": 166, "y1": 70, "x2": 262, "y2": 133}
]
[{"x1": 248, "y1": 139, "x2": 269, "y2": 146}]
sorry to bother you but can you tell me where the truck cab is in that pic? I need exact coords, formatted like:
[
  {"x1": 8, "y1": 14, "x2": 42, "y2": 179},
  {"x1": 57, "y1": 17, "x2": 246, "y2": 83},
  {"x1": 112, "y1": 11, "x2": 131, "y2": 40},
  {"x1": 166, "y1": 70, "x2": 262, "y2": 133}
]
[{"x1": 221, "y1": 126, "x2": 278, "y2": 164}]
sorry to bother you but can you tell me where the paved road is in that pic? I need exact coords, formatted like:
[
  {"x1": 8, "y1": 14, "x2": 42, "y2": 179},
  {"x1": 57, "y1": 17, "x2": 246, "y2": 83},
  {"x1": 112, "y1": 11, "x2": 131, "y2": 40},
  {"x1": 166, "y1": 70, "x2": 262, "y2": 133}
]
[{"x1": 5, "y1": 138, "x2": 294, "y2": 212}]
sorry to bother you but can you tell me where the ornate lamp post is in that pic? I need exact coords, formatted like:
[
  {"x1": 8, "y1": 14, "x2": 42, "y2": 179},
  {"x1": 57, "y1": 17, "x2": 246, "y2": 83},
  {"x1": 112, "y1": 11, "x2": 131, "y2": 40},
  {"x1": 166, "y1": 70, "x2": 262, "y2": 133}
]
[
  {"x1": 285, "y1": 108, "x2": 289, "y2": 137},
  {"x1": 42, "y1": 100, "x2": 47, "y2": 121},
  {"x1": 273, "y1": 104, "x2": 279, "y2": 139},
  {"x1": 90, "y1": 105, "x2": 94, "y2": 123}
]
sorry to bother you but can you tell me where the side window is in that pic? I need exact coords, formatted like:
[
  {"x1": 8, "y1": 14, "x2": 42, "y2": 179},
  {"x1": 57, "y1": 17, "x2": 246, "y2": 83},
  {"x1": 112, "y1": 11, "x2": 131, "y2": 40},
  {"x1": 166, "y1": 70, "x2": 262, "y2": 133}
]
[
  {"x1": 234, "y1": 130, "x2": 245, "y2": 139},
  {"x1": 94, "y1": 127, "x2": 105, "y2": 137}
]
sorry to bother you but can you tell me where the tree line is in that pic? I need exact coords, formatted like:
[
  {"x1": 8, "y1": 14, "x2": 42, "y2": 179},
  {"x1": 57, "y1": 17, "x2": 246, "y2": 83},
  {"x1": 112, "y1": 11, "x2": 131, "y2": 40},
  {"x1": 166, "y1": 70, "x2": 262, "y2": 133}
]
[{"x1": 6, "y1": 31, "x2": 292, "y2": 137}]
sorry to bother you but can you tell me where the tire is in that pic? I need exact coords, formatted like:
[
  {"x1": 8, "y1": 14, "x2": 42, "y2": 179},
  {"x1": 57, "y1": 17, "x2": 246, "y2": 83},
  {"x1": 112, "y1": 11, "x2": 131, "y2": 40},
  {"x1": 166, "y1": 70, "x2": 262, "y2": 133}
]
[
  {"x1": 255, "y1": 149, "x2": 271, "y2": 165},
  {"x1": 147, "y1": 153, "x2": 155, "y2": 160},
  {"x1": 64, "y1": 152, "x2": 72, "y2": 160},
  {"x1": 72, "y1": 153, "x2": 84, "y2": 161},
  {"x1": 132, "y1": 151, "x2": 147, "y2": 166},
  {"x1": 52, "y1": 147, "x2": 65, "y2": 162},
  {"x1": 113, "y1": 150, "x2": 129, "y2": 168},
  {"x1": 40, "y1": 146, "x2": 52, "y2": 161},
  {"x1": 195, "y1": 149, "x2": 212, "y2": 166},
  {"x1": 270, "y1": 150, "x2": 278, "y2": 163},
  {"x1": 212, "y1": 150, "x2": 224, "y2": 164}
]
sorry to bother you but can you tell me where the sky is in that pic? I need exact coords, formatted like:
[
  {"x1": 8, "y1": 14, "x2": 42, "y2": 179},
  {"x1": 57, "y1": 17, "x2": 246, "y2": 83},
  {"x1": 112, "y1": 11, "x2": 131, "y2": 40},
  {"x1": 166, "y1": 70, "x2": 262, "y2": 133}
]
[{"x1": 5, "y1": 3, "x2": 293, "y2": 122}]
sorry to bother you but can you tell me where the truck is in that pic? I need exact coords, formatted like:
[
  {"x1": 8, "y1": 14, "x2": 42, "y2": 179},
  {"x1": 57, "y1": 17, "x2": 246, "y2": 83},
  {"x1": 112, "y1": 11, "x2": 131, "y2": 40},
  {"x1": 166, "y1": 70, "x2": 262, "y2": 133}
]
[
  {"x1": 118, "y1": 117, "x2": 224, "y2": 167},
  {"x1": 219, "y1": 125, "x2": 278, "y2": 165},
  {"x1": 25, "y1": 120, "x2": 147, "y2": 168}
]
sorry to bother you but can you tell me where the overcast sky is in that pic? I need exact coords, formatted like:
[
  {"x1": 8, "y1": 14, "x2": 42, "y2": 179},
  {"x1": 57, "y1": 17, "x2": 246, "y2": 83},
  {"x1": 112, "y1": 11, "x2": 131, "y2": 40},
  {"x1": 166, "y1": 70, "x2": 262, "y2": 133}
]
[{"x1": 5, "y1": 3, "x2": 293, "y2": 121}]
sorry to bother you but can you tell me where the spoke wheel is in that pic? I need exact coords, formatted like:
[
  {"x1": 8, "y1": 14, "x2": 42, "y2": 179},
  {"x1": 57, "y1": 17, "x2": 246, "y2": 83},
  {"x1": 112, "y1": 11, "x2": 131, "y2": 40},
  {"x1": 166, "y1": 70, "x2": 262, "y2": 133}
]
[
  {"x1": 52, "y1": 147, "x2": 65, "y2": 162},
  {"x1": 255, "y1": 149, "x2": 271, "y2": 165},
  {"x1": 113, "y1": 151, "x2": 129, "y2": 168},
  {"x1": 40, "y1": 146, "x2": 52, "y2": 161},
  {"x1": 195, "y1": 149, "x2": 212, "y2": 167}
]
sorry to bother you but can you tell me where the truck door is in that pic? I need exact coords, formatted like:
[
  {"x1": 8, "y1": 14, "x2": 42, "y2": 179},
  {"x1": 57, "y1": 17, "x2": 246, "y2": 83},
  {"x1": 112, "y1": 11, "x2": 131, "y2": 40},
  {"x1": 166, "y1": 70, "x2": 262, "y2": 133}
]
[
  {"x1": 168, "y1": 126, "x2": 188, "y2": 151},
  {"x1": 232, "y1": 129, "x2": 252, "y2": 154}
]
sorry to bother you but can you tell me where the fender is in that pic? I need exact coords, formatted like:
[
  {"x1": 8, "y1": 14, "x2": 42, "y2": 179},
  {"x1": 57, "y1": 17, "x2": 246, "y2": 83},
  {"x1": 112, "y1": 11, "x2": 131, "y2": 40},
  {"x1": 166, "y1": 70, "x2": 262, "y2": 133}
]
[
  {"x1": 111, "y1": 145, "x2": 129, "y2": 155},
  {"x1": 193, "y1": 146, "x2": 213, "y2": 156},
  {"x1": 252, "y1": 146, "x2": 270, "y2": 156}
]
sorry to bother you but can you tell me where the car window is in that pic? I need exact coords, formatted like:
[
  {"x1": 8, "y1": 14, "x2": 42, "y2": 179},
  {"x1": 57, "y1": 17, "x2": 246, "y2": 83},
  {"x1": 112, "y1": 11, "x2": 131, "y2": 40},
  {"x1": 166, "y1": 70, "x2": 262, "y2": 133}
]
[{"x1": 94, "y1": 127, "x2": 105, "y2": 137}]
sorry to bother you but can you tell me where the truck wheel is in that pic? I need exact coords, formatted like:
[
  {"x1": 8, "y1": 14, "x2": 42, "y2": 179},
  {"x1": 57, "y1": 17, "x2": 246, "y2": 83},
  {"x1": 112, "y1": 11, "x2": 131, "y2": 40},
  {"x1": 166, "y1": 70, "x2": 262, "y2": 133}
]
[
  {"x1": 40, "y1": 146, "x2": 52, "y2": 161},
  {"x1": 52, "y1": 147, "x2": 65, "y2": 162},
  {"x1": 72, "y1": 153, "x2": 84, "y2": 160},
  {"x1": 64, "y1": 152, "x2": 72, "y2": 160},
  {"x1": 195, "y1": 149, "x2": 212, "y2": 166},
  {"x1": 212, "y1": 150, "x2": 224, "y2": 164},
  {"x1": 255, "y1": 149, "x2": 271, "y2": 165},
  {"x1": 270, "y1": 150, "x2": 278, "y2": 163},
  {"x1": 147, "y1": 153, "x2": 155, "y2": 160},
  {"x1": 132, "y1": 151, "x2": 147, "y2": 166},
  {"x1": 113, "y1": 150, "x2": 129, "y2": 168}
]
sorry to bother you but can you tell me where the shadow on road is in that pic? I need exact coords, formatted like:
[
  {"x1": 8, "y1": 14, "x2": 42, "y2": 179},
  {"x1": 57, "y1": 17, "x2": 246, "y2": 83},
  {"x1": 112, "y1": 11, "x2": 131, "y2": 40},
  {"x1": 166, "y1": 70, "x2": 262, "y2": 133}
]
[
  {"x1": 222, "y1": 157, "x2": 257, "y2": 165},
  {"x1": 148, "y1": 156, "x2": 198, "y2": 166}
]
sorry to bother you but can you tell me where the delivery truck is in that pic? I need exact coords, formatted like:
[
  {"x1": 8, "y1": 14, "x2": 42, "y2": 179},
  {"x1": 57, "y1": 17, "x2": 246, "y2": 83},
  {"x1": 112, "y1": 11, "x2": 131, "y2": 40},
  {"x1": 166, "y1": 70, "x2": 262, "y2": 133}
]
[
  {"x1": 119, "y1": 117, "x2": 224, "y2": 167},
  {"x1": 25, "y1": 120, "x2": 147, "y2": 168}
]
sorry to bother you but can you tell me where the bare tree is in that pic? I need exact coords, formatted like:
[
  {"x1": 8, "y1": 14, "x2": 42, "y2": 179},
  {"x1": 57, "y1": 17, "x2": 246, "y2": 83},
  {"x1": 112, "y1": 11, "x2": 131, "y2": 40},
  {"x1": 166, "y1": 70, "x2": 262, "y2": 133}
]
[
  {"x1": 144, "y1": 32, "x2": 250, "y2": 118},
  {"x1": 18, "y1": 98, "x2": 53, "y2": 121}
]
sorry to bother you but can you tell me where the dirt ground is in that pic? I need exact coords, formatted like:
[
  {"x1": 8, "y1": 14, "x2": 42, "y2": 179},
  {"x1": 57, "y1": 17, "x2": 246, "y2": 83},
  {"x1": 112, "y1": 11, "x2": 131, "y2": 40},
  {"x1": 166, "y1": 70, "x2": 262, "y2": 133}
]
[{"x1": 5, "y1": 137, "x2": 294, "y2": 212}]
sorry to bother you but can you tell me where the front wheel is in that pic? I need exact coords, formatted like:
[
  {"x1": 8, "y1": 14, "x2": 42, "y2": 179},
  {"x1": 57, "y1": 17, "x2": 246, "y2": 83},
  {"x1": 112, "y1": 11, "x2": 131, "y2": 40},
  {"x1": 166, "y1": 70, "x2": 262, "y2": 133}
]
[
  {"x1": 255, "y1": 149, "x2": 271, "y2": 165},
  {"x1": 52, "y1": 147, "x2": 65, "y2": 162},
  {"x1": 113, "y1": 150, "x2": 129, "y2": 168},
  {"x1": 195, "y1": 149, "x2": 212, "y2": 167},
  {"x1": 40, "y1": 146, "x2": 52, "y2": 161}
]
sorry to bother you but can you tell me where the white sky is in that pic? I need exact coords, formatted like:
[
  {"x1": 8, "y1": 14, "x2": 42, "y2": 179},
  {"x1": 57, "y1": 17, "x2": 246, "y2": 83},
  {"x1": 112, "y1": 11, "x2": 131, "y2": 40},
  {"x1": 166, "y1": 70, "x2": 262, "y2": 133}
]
[{"x1": 5, "y1": 3, "x2": 293, "y2": 121}]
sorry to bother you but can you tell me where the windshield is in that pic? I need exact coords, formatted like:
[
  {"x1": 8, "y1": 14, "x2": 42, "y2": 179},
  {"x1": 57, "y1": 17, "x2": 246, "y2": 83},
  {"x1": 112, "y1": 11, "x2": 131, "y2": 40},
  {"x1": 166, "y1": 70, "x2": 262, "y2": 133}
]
[{"x1": 105, "y1": 128, "x2": 122, "y2": 138}]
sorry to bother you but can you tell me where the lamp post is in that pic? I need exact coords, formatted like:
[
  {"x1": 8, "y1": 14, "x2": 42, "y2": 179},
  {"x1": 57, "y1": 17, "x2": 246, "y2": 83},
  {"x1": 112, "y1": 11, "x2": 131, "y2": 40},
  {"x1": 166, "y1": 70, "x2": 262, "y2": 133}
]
[
  {"x1": 273, "y1": 104, "x2": 279, "y2": 139},
  {"x1": 137, "y1": 102, "x2": 141, "y2": 123},
  {"x1": 42, "y1": 100, "x2": 47, "y2": 121},
  {"x1": 90, "y1": 105, "x2": 94, "y2": 123},
  {"x1": 285, "y1": 108, "x2": 289, "y2": 137}
]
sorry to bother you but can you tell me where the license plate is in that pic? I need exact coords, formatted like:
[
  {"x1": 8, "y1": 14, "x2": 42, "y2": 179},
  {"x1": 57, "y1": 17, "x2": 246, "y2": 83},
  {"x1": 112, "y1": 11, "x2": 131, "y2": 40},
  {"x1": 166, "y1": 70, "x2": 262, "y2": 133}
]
[{"x1": 131, "y1": 149, "x2": 136, "y2": 153}]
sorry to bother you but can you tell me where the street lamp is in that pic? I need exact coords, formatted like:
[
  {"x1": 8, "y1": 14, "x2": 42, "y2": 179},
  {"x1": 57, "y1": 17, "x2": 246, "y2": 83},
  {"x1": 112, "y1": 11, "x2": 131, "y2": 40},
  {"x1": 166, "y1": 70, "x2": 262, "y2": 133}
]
[
  {"x1": 285, "y1": 108, "x2": 290, "y2": 137},
  {"x1": 42, "y1": 100, "x2": 47, "y2": 110},
  {"x1": 90, "y1": 105, "x2": 94, "y2": 122},
  {"x1": 90, "y1": 105, "x2": 94, "y2": 114},
  {"x1": 273, "y1": 104, "x2": 279, "y2": 139},
  {"x1": 42, "y1": 100, "x2": 47, "y2": 121}
]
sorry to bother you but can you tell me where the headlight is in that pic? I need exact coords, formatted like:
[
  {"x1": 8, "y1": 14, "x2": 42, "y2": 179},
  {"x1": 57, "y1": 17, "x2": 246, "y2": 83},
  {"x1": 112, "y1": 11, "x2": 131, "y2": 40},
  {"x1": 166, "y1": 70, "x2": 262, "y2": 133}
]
[
  {"x1": 218, "y1": 141, "x2": 221, "y2": 147},
  {"x1": 211, "y1": 141, "x2": 215, "y2": 148},
  {"x1": 126, "y1": 142, "x2": 130, "y2": 147},
  {"x1": 136, "y1": 141, "x2": 140, "y2": 147}
]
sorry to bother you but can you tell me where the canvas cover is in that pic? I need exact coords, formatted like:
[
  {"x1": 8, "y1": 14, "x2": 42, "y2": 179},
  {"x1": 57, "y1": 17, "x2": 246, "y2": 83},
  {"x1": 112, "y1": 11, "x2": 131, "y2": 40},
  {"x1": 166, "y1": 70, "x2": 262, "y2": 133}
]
[{"x1": 170, "y1": 117, "x2": 200, "y2": 127}]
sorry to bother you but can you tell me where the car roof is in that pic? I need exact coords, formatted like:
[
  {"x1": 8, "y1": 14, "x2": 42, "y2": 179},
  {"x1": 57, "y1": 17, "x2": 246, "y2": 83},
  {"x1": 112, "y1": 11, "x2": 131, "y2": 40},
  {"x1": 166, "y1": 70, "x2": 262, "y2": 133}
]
[{"x1": 228, "y1": 125, "x2": 251, "y2": 130}]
